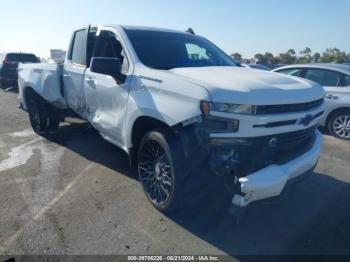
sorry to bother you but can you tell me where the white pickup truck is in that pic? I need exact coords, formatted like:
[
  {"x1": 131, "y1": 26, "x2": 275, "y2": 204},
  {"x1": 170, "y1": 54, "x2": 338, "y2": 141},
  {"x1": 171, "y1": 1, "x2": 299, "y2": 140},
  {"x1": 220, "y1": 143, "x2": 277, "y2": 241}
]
[{"x1": 18, "y1": 25, "x2": 325, "y2": 212}]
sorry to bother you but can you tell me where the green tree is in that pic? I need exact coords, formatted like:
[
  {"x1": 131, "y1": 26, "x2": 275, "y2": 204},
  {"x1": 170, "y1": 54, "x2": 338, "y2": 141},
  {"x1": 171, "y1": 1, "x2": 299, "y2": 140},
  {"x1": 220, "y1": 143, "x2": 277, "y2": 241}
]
[
  {"x1": 312, "y1": 52, "x2": 321, "y2": 63},
  {"x1": 297, "y1": 47, "x2": 312, "y2": 63},
  {"x1": 231, "y1": 52, "x2": 242, "y2": 62},
  {"x1": 319, "y1": 48, "x2": 348, "y2": 63},
  {"x1": 264, "y1": 52, "x2": 274, "y2": 65},
  {"x1": 278, "y1": 49, "x2": 297, "y2": 64},
  {"x1": 254, "y1": 53, "x2": 267, "y2": 65}
]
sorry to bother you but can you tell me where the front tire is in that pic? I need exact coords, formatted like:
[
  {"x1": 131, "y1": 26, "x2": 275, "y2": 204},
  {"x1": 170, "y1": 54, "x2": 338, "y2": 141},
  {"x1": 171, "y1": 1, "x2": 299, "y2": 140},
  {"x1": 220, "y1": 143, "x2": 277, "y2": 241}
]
[
  {"x1": 27, "y1": 97, "x2": 59, "y2": 136},
  {"x1": 327, "y1": 110, "x2": 350, "y2": 140},
  {"x1": 137, "y1": 129, "x2": 189, "y2": 212}
]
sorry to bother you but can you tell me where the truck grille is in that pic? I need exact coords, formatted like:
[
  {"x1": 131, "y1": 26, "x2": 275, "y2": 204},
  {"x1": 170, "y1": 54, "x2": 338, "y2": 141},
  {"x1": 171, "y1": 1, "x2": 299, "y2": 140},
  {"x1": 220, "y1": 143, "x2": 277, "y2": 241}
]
[
  {"x1": 236, "y1": 126, "x2": 317, "y2": 176},
  {"x1": 256, "y1": 98, "x2": 324, "y2": 114}
]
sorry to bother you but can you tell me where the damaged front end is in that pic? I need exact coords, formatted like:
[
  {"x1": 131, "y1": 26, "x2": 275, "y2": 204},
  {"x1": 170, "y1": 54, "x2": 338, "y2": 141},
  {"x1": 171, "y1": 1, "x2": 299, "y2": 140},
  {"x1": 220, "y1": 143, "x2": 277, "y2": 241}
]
[{"x1": 178, "y1": 111, "x2": 321, "y2": 208}]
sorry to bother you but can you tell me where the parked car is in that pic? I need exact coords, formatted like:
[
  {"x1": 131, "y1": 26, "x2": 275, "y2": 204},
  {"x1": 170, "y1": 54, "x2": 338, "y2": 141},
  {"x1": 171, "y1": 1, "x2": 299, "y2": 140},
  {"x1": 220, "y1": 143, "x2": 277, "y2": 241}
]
[
  {"x1": 241, "y1": 63, "x2": 270, "y2": 71},
  {"x1": 18, "y1": 25, "x2": 324, "y2": 213},
  {"x1": 0, "y1": 52, "x2": 39, "y2": 90},
  {"x1": 273, "y1": 64, "x2": 350, "y2": 140}
]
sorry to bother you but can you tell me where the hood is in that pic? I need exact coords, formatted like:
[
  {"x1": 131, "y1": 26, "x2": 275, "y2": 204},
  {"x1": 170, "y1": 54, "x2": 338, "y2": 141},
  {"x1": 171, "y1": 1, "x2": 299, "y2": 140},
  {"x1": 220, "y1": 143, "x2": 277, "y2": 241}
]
[{"x1": 169, "y1": 66, "x2": 325, "y2": 105}]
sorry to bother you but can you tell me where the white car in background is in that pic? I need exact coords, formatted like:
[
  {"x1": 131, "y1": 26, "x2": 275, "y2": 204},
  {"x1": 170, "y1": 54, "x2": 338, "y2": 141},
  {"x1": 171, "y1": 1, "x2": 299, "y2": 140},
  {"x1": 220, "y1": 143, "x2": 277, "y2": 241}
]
[
  {"x1": 241, "y1": 63, "x2": 270, "y2": 71},
  {"x1": 273, "y1": 64, "x2": 350, "y2": 140}
]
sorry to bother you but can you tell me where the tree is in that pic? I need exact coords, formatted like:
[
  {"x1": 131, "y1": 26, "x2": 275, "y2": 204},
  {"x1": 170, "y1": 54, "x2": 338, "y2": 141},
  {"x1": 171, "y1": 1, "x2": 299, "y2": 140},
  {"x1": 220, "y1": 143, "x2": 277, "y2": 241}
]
[
  {"x1": 300, "y1": 47, "x2": 311, "y2": 57},
  {"x1": 231, "y1": 52, "x2": 242, "y2": 62},
  {"x1": 254, "y1": 53, "x2": 267, "y2": 65},
  {"x1": 278, "y1": 49, "x2": 297, "y2": 64},
  {"x1": 264, "y1": 52, "x2": 274, "y2": 65},
  {"x1": 312, "y1": 52, "x2": 321, "y2": 63},
  {"x1": 297, "y1": 47, "x2": 312, "y2": 64},
  {"x1": 319, "y1": 48, "x2": 349, "y2": 63}
]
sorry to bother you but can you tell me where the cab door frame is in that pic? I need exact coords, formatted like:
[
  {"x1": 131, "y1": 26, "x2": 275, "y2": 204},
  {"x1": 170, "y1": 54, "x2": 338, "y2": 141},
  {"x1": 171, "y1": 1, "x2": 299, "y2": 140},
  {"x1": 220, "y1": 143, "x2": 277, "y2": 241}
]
[
  {"x1": 63, "y1": 25, "x2": 93, "y2": 119},
  {"x1": 83, "y1": 26, "x2": 135, "y2": 152}
]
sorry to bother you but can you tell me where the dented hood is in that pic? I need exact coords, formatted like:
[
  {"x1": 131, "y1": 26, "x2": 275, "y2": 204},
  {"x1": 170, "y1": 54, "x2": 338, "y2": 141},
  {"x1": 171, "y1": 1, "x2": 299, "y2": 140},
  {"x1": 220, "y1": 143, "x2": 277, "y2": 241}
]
[{"x1": 170, "y1": 66, "x2": 325, "y2": 105}]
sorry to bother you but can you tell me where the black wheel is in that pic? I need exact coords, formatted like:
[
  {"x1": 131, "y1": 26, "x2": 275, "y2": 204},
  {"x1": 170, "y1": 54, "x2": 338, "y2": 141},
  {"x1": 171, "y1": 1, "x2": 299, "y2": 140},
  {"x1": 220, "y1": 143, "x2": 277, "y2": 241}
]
[
  {"x1": 27, "y1": 97, "x2": 59, "y2": 136},
  {"x1": 137, "y1": 129, "x2": 189, "y2": 212},
  {"x1": 327, "y1": 110, "x2": 350, "y2": 140}
]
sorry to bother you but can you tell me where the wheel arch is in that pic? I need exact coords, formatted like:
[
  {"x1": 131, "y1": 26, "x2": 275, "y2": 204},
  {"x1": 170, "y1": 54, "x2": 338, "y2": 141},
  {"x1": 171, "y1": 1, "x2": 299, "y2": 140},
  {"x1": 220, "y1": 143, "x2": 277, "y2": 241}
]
[
  {"x1": 325, "y1": 107, "x2": 350, "y2": 126},
  {"x1": 22, "y1": 86, "x2": 39, "y2": 110},
  {"x1": 129, "y1": 115, "x2": 175, "y2": 166}
]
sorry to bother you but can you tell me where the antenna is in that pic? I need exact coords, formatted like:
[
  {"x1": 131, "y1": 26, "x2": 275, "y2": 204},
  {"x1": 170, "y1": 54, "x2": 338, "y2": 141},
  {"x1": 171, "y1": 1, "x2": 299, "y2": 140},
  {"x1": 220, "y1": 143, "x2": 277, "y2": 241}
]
[{"x1": 186, "y1": 28, "x2": 195, "y2": 35}]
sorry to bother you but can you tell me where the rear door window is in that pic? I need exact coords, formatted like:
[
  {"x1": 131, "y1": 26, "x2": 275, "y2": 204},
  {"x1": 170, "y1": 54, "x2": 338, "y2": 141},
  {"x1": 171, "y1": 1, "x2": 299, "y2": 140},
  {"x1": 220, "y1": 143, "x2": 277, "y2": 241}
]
[
  {"x1": 6, "y1": 53, "x2": 37, "y2": 63},
  {"x1": 71, "y1": 29, "x2": 87, "y2": 66},
  {"x1": 304, "y1": 68, "x2": 341, "y2": 86},
  {"x1": 343, "y1": 75, "x2": 350, "y2": 86}
]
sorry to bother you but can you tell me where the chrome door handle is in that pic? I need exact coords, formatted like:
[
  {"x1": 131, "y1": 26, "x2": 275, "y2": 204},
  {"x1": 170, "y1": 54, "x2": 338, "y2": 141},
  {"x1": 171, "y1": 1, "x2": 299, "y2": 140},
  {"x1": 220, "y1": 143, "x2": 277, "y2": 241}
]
[{"x1": 86, "y1": 77, "x2": 95, "y2": 84}]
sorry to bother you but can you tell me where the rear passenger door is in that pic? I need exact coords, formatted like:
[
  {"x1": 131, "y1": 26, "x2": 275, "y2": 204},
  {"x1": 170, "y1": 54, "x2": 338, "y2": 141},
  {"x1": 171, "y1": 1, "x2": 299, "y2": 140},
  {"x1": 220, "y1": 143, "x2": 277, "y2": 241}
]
[{"x1": 63, "y1": 27, "x2": 95, "y2": 117}]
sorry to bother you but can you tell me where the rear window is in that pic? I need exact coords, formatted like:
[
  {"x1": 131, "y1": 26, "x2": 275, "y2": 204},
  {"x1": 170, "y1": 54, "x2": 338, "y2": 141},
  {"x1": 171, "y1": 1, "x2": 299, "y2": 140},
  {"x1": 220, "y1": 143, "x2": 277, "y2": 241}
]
[
  {"x1": 6, "y1": 53, "x2": 38, "y2": 63},
  {"x1": 304, "y1": 68, "x2": 340, "y2": 87}
]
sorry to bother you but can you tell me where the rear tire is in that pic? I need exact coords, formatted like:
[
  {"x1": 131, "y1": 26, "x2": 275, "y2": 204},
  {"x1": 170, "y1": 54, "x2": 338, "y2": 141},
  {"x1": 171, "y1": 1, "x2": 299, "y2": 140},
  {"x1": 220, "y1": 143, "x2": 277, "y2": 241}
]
[
  {"x1": 137, "y1": 129, "x2": 189, "y2": 212},
  {"x1": 327, "y1": 110, "x2": 350, "y2": 140},
  {"x1": 27, "y1": 96, "x2": 59, "y2": 136}
]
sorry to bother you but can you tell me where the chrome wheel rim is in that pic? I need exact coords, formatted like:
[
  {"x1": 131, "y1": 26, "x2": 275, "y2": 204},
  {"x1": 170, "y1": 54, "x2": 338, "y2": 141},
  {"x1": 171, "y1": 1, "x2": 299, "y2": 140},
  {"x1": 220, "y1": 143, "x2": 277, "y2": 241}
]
[
  {"x1": 138, "y1": 140, "x2": 173, "y2": 206},
  {"x1": 333, "y1": 115, "x2": 350, "y2": 139}
]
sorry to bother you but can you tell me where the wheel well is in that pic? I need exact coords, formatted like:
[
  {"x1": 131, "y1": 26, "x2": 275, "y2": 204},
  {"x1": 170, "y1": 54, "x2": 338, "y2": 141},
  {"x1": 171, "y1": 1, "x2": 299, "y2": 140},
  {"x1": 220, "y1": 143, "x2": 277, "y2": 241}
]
[
  {"x1": 129, "y1": 116, "x2": 172, "y2": 166},
  {"x1": 23, "y1": 86, "x2": 40, "y2": 107},
  {"x1": 326, "y1": 107, "x2": 350, "y2": 126}
]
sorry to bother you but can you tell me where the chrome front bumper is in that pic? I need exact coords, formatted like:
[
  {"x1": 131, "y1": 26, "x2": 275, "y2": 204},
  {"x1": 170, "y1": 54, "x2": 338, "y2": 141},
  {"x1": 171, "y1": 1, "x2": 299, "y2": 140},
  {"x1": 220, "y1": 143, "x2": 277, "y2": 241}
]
[{"x1": 232, "y1": 130, "x2": 322, "y2": 207}]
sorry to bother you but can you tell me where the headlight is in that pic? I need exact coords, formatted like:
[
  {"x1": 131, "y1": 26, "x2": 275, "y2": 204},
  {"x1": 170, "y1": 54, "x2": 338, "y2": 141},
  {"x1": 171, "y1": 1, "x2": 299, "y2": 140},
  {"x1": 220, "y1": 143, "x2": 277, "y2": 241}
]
[{"x1": 201, "y1": 101, "x2": 256, "y2": 115}]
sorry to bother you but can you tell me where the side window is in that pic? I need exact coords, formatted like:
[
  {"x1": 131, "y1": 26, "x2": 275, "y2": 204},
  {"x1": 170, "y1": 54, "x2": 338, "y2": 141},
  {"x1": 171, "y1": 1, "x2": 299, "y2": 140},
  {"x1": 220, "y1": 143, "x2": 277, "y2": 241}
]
[
  {"x1": 277, "y1": 68, "x2": 302, "y2": 77},
  {"x1": 304, "y1": 69, "x2": 340, "y2": 87},
  {"x1": 71, "y1": 29, "x2": 87, "y2": 66},
  {"x1": 343, "y1": 75, "x2": 350, "y2": 86},
  {"x1": 93, "y1": 31, "x2": 129, "y2": 73},
  {"x1": 86, "y1": 30, "x2": 98, "y2": 67},
  {"x1": 186, "y1": 43, "x2": 209, "y2": 60}
]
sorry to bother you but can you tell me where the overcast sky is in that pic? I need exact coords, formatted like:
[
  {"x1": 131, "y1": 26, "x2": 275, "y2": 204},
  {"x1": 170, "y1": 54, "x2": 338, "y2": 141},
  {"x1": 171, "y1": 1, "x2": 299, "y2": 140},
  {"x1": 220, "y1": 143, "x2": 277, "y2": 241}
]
[{"x1": 1, "y1": 0, "x2": 349, "y2": 58}]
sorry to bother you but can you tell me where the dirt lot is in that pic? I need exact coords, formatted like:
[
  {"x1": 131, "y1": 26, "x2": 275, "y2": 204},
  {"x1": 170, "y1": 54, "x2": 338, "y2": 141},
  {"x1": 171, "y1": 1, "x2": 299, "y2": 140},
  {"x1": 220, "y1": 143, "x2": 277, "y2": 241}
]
[{"x1": 0, "y1": 90, "x2": 349, "y2": 258}]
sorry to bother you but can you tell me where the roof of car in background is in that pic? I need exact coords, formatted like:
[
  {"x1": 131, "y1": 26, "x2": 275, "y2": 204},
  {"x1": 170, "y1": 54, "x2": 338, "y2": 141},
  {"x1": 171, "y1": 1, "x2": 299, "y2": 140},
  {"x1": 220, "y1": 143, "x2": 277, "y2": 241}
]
[{"x1": 273, "y1": 63, "x2": 350, "y2": 75}]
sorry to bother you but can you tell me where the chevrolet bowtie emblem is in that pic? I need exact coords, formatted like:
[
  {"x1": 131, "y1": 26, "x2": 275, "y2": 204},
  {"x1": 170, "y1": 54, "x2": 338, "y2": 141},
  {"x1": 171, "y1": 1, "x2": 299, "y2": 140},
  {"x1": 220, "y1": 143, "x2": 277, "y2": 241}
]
[{"x1": 299, "y1": 114, "x2": 313, "y2": 126}]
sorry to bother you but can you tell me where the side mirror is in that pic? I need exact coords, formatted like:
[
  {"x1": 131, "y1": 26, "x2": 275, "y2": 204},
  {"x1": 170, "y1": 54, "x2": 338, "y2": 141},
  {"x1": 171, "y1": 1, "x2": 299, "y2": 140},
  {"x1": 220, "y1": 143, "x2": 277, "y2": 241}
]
[{"x1": 90, "y1": 57, "x2": 122, "y2": 80}]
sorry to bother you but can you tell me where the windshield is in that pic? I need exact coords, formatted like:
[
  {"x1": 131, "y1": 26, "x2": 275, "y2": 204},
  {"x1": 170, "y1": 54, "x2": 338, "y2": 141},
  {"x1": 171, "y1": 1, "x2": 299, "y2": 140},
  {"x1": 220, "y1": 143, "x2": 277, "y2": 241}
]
[
  {"x1": 6, "y1": 53, "x2": 38, "y2": 63},
  {"x1": 125, "y1": 29, "x2": 236, "y2": 70}
]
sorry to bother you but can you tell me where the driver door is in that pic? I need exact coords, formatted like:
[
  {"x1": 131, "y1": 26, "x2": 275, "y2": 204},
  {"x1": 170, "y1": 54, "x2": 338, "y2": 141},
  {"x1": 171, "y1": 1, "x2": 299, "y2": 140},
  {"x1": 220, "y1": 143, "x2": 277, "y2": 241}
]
[{"x1": 84, "y1": 29, "x2": 131, "y2": 149}]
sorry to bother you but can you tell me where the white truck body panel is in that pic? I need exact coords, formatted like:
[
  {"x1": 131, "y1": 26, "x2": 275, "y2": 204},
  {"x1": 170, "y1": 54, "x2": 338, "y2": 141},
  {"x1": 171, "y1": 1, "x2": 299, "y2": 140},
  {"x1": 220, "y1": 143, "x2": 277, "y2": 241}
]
[
  {"x1": 170, "y1": 66, "x2": 324, "y2": 105},
  {"x1": 18, "y1": 63, "x2": 67, "y2": 110}
]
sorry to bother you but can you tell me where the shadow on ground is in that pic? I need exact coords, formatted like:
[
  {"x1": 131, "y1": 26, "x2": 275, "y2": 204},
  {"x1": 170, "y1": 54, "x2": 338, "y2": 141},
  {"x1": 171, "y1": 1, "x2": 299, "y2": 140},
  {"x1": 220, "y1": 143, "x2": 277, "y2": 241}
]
[{"x1": 47, "y1": 123, "x2": 350, "y2": 257}]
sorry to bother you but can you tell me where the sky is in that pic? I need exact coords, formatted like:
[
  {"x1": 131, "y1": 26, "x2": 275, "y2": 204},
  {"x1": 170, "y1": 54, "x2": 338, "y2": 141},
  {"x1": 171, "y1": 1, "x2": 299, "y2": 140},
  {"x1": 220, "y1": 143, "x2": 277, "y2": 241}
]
[{"x1": 0, "y1": 0, "x2": 349, "y2": 58}]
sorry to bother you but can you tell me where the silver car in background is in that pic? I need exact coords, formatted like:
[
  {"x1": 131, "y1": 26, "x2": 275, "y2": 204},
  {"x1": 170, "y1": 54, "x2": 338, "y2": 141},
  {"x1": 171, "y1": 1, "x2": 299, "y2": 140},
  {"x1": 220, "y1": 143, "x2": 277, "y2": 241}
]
[{"x1": 273, "y1": 64, "x2": 350, "y2": 140}]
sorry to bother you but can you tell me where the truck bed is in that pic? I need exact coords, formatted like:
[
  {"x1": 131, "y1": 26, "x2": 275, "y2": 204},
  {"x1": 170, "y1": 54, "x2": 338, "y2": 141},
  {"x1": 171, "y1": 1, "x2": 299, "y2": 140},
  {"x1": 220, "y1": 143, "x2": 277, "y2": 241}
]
[{"x1": 18, "y1": 63, "x2": 68, "y2": 109}]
